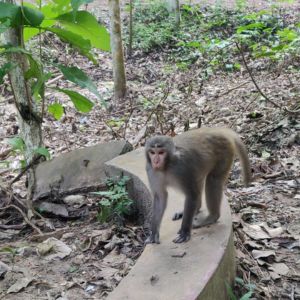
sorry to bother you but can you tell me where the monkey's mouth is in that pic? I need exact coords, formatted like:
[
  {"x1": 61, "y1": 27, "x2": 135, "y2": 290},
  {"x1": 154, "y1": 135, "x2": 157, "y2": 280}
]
[{"x1": 153, "y1": 165, "x2": 163, "y2": 171}]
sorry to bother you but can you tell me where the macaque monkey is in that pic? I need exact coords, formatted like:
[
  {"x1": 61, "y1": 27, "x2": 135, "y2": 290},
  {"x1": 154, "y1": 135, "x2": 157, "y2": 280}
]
[{"x1": 145, "y1": 128, "x2": 251, "y2": 244}]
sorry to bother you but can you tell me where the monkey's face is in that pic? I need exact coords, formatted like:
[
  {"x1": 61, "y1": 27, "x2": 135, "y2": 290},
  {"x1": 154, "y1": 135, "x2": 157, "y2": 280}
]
[
  {"x1": 148, "y1": 147, "x2": 168, "y2": 171},
  {"x1": 145, "y1": 136, "x2": 174, "y2": 171}
]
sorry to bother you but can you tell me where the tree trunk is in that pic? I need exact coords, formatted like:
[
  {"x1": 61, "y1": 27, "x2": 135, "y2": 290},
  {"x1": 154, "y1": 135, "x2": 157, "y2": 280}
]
[
  {"x1": 128, "y1": 0, "x2": 133, "y2": 57},
  {"x1": 2, "y1": 0, "x2": 43, "y2": 205},
  {"x1": 166, "y1": 0, "x2": 180, "y2": 27},
  {"x1": 108, "y1": 0, "x2": 127, "y2": 100}
]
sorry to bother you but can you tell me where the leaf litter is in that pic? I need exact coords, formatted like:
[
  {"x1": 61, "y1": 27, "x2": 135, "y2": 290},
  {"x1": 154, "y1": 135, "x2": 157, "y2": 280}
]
[{"x1": 0, "y1": 0, "x2": 300, "y2": 299}]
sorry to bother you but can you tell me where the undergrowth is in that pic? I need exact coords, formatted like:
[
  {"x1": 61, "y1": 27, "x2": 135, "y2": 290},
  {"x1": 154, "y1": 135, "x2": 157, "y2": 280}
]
[
  {"x1": 91, "y1": 176, "x2": 133, "y2": 224},
  {"x1": 125, "y1": 2, "x2": 300, "y2": 74}
]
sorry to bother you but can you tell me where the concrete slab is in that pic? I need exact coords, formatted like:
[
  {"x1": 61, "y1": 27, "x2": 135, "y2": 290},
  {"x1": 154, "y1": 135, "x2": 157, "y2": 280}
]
[
  {"x1": 106, "y1": 148, "x2": 235, "y2": 300},
  {"x1": 33, "y1": 141, "x2": 132, "y2": 200}
]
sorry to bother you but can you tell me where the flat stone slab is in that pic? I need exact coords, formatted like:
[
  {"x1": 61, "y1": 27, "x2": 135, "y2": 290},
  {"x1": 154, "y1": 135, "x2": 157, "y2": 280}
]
[
  {"x1": 33, "y1": 141, "x2": 132, "y2": 200},
  {"x1": 106, "y1": 148, "x2": 235, "y2": 300}
]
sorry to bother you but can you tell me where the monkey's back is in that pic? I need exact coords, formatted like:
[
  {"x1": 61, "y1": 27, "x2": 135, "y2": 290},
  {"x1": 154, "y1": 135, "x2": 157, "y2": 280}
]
[{"x1": 174, "y1": 127, "x2": 236, "y2": 155}]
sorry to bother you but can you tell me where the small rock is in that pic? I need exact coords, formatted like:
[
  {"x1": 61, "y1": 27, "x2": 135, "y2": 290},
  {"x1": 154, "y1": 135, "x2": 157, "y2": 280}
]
[{"x1": 63, "y1": 195, "x2": 86, "y2": 206}]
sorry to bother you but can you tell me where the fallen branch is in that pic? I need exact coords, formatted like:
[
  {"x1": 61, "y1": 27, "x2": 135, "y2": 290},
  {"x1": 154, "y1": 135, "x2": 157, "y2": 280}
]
[
  {"x1": 0, "y1": 205, "x2": 43, "y2": 235},
  {"x1": 9, "y1": 154, "x2": 42, "y2": 188},
  {"x1": 0, "y1": 223, "x2": 25, "y2": 230},
  {"x1": 218, "y1": 80, "x2": 251, "y2": 98}
]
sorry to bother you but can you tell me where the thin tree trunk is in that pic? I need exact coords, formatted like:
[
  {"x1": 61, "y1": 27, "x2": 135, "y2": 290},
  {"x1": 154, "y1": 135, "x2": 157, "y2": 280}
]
[
  {"x1": 128, "y1": 0, "x2": 133, "y2": 57},
  {"x1": 2, "y1": 0, "x2": 43, "y2": 206},
  {"x1": 166, "y1": 0, "x2": 180, "y2": 27},
  {"x1": 108, "y1": 0, "x2": 127, "y2": 100}
]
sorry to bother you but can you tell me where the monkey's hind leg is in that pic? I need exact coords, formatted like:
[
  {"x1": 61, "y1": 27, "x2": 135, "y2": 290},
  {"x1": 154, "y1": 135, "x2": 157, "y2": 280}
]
[{"x1": 193, "y1": 174, "x2": 223, "y2": 228}]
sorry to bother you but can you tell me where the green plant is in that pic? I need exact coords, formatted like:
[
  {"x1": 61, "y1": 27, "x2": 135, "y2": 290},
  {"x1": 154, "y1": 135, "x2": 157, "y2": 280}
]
[
  {"x1": 127, "y1": 3, "x2": 299, "y2": 74},
  {"x1": 5, "y1": 136, "x2": 50, "y2": 169},
  {"x1": 0, "y1": 0, "x2": 110, "y2": 120},
  {"x1": 92, "y1": 176, "x2": 133, "y2": 223},
  {"x1": 226, "y1": 277, "x2": 256, "y2": 300},
  {"x1": 0, "y1": 246, "x2": 18, "y2": 264}
]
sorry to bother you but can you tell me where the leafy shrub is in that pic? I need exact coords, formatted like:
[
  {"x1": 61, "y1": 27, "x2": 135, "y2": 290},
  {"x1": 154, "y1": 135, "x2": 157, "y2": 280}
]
[
  {"x1": 92, "y1": 176, "x2": 133, "y2": 224},
  {"x1": 127, "y1": 3, "x2": 299, "y2": 72}
]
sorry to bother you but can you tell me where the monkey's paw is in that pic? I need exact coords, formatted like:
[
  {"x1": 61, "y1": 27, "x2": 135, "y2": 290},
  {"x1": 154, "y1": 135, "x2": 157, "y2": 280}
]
[
  {"x1": 145, "y1": 232, "x2": 160, "y2": 244},
  {"x1": 173, "y1": 231, "x2": 190, "y2": 243},
  {"x1": 172, "y1": 211, "x2": 183, "y2": 221}
]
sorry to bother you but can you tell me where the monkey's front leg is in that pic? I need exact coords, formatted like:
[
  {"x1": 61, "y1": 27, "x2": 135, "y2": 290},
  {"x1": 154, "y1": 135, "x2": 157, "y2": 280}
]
[
  {"x1": 145, "y1": 191, "x2": 168, "y2": 244},
  {"x1": 173, "y1": 194, "x2": 197, "y2": 243}
]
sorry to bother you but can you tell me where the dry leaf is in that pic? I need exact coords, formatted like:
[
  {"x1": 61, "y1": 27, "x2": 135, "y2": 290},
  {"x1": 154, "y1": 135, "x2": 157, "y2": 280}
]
[
  {"x1": 261, "y1": 223, "x2": 283, "y2": 238},
  {"x1": 7, "y1": 276, "x2": 34, "y2": 293},
  {"x1": 242, "y1": 223, "x2": 270, "y2": 240},
  {"x1": 37, "y1": 237, "x2": 72, "y2": 260},
  {"x1": 252, "y1": 250, "x2": 275, "y2": 262},
  {"x1": 269, "y1": 263, "x2": 289, "y2": 276},
  {"x1": 244, "y1": 240, "x2": 263, "y2": 250}
]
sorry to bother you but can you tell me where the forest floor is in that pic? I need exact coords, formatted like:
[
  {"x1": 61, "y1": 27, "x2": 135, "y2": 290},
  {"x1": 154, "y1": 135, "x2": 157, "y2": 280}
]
[{"x1": 0, "y1": 0, "x2": 300, "y2": 299}]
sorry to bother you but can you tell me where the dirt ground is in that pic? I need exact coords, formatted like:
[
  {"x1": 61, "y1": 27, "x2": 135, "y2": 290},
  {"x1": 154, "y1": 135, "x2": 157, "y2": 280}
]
[{"x1": 0, "y1": 0, "x2": 300, "y2": 299}]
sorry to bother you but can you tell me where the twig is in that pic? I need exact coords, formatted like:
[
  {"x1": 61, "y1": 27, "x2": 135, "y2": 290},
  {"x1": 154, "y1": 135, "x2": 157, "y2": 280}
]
[
  {"x1": 47, "y1": 74, "x2": 64, "y2": 86},
  {"x1": 143, "y1": 85, "x2": 171, "y2": 128},
  {"x1": 284, "y1": 106, "x2": 300, "y2": 114},
  {"x1": 9, "y1": 154, "x2": 42, "y2": 188},
  {"x1": 0, "y1": 205, "x2": 42, "y2": 235},
  {"x1": 218, "y1": 80, "x2": 251, "y2": 98},
  {"x1": 0, "y1": 223, "x2": 25, "y2": 230},
  {"x1": 235, "y1": 42, "x2": 281, "y2": 109}
]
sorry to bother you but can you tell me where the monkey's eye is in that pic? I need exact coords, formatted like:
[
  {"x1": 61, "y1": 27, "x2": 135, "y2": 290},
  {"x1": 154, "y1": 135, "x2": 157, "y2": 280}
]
[
  {"x1": 158, "y1": 151, "x2": 165, "y2": 155},
  {"x1": 149, "y1": 150, "x2": 155, "y2": 155}
]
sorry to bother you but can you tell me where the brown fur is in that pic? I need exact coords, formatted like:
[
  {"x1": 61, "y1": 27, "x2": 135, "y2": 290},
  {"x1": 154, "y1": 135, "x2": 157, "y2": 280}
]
[{"x1": 145, "y1": 128, "x2": 251, "y2": 244}]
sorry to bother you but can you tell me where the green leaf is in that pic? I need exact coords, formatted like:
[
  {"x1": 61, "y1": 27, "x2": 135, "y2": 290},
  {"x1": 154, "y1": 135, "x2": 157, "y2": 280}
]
[
  {"x1": 1, "y1": 46, "x2": 31, "y2": 55},
  {"x1": 225, "y1": 282, "x2": 237, "y2": 300},
  {"x1": 23, "y1": 1, "x2": 57, "y2": 41},
  {"x1": 0, "y1": 62, "x2": 15, "y2": 84},
  {"x1": 25, "y1": 55, "x2": 43, "y2": 80},
  {"x1": 48, "y1": 103, "x2": 64, "y2": 120},
  {"x1": 235, "y1": 277, "x2": 244, "y2": 285},
  {"x1": 0, "y1": 246, "x2": 17, "y2": 254},
  {"x1": 68, "y1": 265, "x2": 79, "y2": 273},
  {"x1": 71, "y1": 0, "x2": 94, "y2": 16},
  {"x1": 261, "y1": 150, "x2": 271, "y2": 159},
  {"x1": 55, "y1": 11, "x2": 110, "y2": 51},
  {"x1": 240, "y1": 290, "x2": 254, "y2": 300},
  {"x1": 34, "y1": 147, "x2": 51, "y2": 160},
  {"x1": 21, "y1": 6, "x2": 44, "y2": 26},
  {"x1": 0, "y1": 2, "x2": 20, "y2": 27},
  {"x1": 237, "y1": 22, "x2": 265, "y2": 34},
  {"x1": 99, "y1": 199, "x2": 112, "y2": 206},
  {"x1": 57, "y1": 65, "x2": 100, "y2": 98},
  {"x1": 56, "y1": 88, "x2": 94, "y2": 113},
  {"x1": 6, "y1": 137, "x2": 25, "y2": 152},
  {"x1": 32, "y1": 72, "x2": 52, "y2": 101},
  {"x1": 0, "y1": 19, "x2": 11, "y2": 34},
  {"x1": 45, "y1": 27, "x2": 96, "y2": 62},
  {"x1": 0, "y1": 3, "x2": 44, "y2": 27},
  {"x1": 277, "y1": 28, "x2": 298, "y2": 42}
]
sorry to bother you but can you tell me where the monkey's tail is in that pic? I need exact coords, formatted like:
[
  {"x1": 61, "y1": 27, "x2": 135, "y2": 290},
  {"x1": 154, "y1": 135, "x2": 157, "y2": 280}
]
[{"x1": 234, "y1": 137, "x2": 251, "y2": 186}]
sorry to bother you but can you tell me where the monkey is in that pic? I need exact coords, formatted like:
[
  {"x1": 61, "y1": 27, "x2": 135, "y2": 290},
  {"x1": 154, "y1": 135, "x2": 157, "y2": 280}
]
[{"x1": 145, "y1": 127, "x2": 251, "y2": 244}]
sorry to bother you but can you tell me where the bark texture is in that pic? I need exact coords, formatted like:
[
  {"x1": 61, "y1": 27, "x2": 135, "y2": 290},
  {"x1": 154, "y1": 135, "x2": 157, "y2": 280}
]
[{"x1": 108, "y1": 0, "x2": 127, "y2": 100}]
